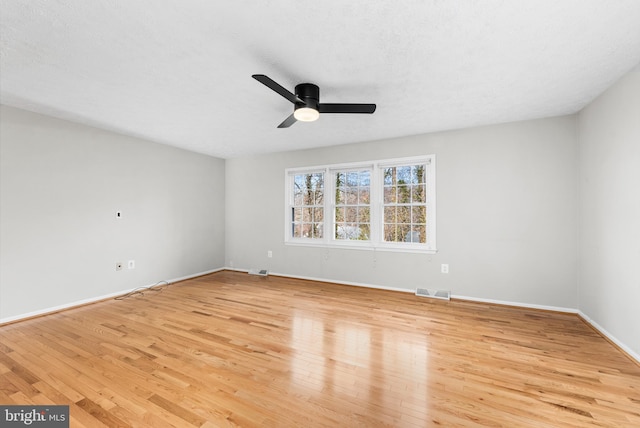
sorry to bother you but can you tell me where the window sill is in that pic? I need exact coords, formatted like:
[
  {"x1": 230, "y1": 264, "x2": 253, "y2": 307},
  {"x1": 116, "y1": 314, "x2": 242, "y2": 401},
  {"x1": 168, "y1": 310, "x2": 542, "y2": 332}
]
[{"x1": 285, "y1": 240, "x2": 437, "y2": 254}]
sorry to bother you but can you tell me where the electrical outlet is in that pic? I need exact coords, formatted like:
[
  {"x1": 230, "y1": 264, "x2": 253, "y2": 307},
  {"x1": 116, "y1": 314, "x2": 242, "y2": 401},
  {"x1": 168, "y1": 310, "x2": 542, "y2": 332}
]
[
  {"x1": 116, "y1": 262, "x2": 123, "y2": 271},
  {"x1": 267, "y1": 250, "x2": 273, "y2": 258},
  {"x1": 128, "y1": 260, "x2": 135, "y2": 269},
  {"x1": 441, "y1": 264, "x2": 449, "y2": 274}
]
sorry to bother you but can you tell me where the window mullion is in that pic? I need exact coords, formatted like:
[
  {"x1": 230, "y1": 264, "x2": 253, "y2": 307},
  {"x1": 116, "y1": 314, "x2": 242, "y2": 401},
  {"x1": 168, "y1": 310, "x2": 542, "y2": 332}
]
[
  {"x1": 325, "y1": 168, "x2": 334, "y2": 245},
  {"x1": 370, "y1": 164, "x2": 381, "y2": 245}
]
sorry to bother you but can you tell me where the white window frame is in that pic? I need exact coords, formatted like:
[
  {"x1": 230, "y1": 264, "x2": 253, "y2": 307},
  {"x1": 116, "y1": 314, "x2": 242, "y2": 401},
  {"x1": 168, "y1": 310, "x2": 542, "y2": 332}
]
[{"x1": 284, "y1": 155, "x2": 436, "y2": 253}]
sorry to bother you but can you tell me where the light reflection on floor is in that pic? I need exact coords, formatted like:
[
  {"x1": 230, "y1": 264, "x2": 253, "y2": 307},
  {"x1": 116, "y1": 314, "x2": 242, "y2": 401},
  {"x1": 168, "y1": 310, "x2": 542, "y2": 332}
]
[{"x1": 289, "y1": 309, "x2": 429, "y2": 409}]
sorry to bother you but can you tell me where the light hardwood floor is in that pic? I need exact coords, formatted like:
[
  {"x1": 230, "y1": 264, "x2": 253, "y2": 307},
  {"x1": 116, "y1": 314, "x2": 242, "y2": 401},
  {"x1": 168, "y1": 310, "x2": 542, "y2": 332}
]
[{"x1": 1, "y1": 271, "x2": 639, "y2": 427}]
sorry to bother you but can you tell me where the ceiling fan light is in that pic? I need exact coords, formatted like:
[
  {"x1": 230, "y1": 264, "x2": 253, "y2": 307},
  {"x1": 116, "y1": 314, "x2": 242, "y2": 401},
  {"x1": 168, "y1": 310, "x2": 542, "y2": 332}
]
[{"x1": 294, "y1": 107, "x2": 320, "y2": 122}]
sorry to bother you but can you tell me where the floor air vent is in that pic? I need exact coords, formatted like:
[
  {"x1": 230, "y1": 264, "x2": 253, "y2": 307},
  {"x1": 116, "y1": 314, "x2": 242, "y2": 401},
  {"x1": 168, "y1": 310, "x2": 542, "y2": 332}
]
[
  {"x1": 248, "y1": 269, "x2": 269, "y2": 276},
  {"x1": 415, "y1": 288, "x2": 450, "y2": 300}
]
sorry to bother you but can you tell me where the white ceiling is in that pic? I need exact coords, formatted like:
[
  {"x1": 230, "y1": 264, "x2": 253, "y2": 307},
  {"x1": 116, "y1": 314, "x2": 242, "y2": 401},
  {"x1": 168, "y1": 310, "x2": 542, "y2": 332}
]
[{"x1": 2, "y1": 1, "x2": 640, "y2": 159}]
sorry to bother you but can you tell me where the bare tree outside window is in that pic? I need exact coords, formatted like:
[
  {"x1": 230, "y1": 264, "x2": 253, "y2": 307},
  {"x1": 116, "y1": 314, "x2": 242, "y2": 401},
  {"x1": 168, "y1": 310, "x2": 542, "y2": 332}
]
[
  {"x1": 292, "y1": 173, "x2": 324, "y2": 238},
  {"x1": 335, "y1": 169, "x2": 370, "y2": 241},
  {"x1": 383, "y1": 164, "x2": 426, "y2": 243}
]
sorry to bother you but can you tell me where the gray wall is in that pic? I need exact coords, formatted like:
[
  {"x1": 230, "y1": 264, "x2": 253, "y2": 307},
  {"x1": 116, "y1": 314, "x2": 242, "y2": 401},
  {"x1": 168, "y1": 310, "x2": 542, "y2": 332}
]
[
  {"x1": 0, "y1": 106, "x2": 225, "y2": 321},
  {"x1": 577, "y1": 70, "x2": 640, "y2": 357},
  {"x1": 226, "y1": 115, "x2": 578, "y2": 309}
]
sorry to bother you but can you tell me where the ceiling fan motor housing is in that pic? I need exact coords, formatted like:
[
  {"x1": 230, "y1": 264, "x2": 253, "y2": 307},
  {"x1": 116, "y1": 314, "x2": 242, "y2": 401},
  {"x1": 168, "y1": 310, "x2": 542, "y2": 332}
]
[{"x1": 295, "y1": 83, "x2": 319, "y2": 110}]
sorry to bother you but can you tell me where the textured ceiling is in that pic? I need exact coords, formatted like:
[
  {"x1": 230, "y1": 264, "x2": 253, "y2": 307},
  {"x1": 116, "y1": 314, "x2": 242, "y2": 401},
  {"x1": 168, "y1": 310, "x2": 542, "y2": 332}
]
[{"x1": 2, "y1": 1, "x2": 640, "y2": 158}]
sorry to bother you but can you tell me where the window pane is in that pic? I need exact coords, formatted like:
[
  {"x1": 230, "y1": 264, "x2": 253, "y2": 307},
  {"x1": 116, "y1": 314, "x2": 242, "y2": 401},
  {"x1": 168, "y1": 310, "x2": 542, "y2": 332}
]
[
  {"x1": 384, "y1": 167, "x2": 394, "y2": 185},
  {"x1": 314, "y1": 207, "x2": 324, "y2": 222},
  {"x1": 335, "y1": 207, "x2": 345, "y2": 222},
  {"x1": 301, "y1": 223, "x2": 312, "y2": 238},
  {"x1": 345, "y1": 206, "x2": 357, "y2": 222},
  {"x1": 412, "y1": 206, "x2": 426, "y2": 223},
  {"x1": 397, "y1": 206, "x2": 411, "y2": 224},
  {"x1": 384, "y1": 186, "x2": 396, "y2": 203},
  {"x1": 313, "y1": 223, "x2": 323, "y2": 238},
  {"x1": 397, "y1": 166, "x2": 411, "y2": 184},
  {"x1": 312, "y1": 173, "x2": 324, "y2": 189},
  {"x1": 384, "y1": 206, "x2": 396, "y2": 223},
  {"x1": 346, "y1": 171, "x2": 358, "y2": 187},
  {"x1": 398, "y1": 224, "x2": 411, "y2": 242},
  {"x1": 359, "y1": 224, "x2": 370, "y2": 240},
  {"x1": 359, "y1": 171, "x2": 370, "y2": 186},
  {"x1": 384, "y1": 224, "x2": 397, "y2": 242},
  {"x1": 412, "y1": 225, "x2": 426, "y2": 243},
  {"x1": 413, "y1": 165, "x2": 425, "y2": 184},
  {"x1": 346, "y1": 188, "x2": 358, "y2": 204},
  {"x1": 358, "y1": 187, "x2": 370, "y2": 204},
  {"x1": 358, "y1": 207, "x2": 370, "y2": 223},
  {"x1": 412, "y1": 184, "x2": 425, "y2": 203},
  {"x1": 302, "y1": 207, "x2": 312, "y2": 222},
  {"x1": 398, "y1": 185, "x2": 411, "y2": 203}
]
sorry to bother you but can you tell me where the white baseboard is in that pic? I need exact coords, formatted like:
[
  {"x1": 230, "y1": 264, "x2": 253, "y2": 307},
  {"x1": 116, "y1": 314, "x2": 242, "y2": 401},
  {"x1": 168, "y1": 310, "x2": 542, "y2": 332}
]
[
  {"x1": 0, "y1": 268, "x2": 224, "y2": 325},
  {"x1": 230, "y1": 267, "x2": 578, "y2": 311},
  {"x1": 264, "y1": 270, "x2": 579, "y2": 312},
  {"x1": 451, "y1": 294, "x2": 578, "y2": 314},
  {"x1": 265, "y1": 270, "x2": 416, "y2": 294},
  {"x1": 577, "y1": 310, "x2": 640, "y2": 364},
  {"x1": 225, "y1": 267, "x2": 638, "y2": 364}
]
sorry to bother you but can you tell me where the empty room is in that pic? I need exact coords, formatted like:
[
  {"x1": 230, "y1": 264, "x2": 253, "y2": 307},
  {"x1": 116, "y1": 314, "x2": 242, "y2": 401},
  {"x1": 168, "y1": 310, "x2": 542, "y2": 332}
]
[{"x1": 1, "y1": 1, "x2": 639, "y2": 427}]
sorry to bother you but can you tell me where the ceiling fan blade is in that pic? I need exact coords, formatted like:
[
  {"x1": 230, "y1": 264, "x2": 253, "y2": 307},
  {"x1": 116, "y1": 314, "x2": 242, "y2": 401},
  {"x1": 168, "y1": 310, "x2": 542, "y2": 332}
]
[
  {"x1": 252, "y1": 74, "x2": 303, "y2": 104},
  {"x1": 277, "y1": 113, "x2": 297, "y2": 128},
  {"x1": 318, "y1": 103, "x2": 376, "y2": 114}
]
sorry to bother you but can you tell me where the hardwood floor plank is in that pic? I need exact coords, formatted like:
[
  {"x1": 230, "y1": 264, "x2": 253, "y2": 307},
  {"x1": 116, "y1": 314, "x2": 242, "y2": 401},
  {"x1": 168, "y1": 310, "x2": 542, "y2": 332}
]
[{"x1": 1, "y1": 271, "x2": 639, "y2": 426}]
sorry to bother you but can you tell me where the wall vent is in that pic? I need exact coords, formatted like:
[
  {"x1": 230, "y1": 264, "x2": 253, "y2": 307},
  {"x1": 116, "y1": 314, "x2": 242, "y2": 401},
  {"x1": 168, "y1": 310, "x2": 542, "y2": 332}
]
[
  {"x1": 248, "y1": 269, "x2": 269, "y2": 276},
  {"x1": 415, "y1": 288, "x2": 450, "y2": 300}
]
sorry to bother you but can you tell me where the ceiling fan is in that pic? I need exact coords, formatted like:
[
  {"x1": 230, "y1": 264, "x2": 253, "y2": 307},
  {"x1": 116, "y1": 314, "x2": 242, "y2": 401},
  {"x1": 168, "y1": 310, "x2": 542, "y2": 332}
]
[{"x1": 252, "y1": 74, "x2": 376, "y2": 128}]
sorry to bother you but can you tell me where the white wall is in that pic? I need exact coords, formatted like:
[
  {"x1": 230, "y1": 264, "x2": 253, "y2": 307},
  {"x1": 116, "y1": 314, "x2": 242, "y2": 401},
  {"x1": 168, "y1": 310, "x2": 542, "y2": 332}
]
[
  {"x1": 0, "y1": 106, "x2": 226, "y2": 321},
  {"x1": 226, "y1": 116, "x2": 578, "y2": 309},
  {"x1": 577, "y1": 70, "x2": 640, "y2": 358}
]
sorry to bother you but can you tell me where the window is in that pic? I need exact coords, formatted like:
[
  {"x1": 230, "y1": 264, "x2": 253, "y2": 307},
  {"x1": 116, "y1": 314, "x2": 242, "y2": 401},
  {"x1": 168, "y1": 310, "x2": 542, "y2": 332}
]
[
  {"x1": 285, "y1": 155, "x2": 436, "y2": 253},
  {"x1": 334, "y1": 169, "x2": 370, "y2": 241},
  {"x1": 291, "y1": 172, "x2": 324, "y2": 239},
  {"x1": 382, "y1": 164, "x2": 426, "y2": 244}
]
